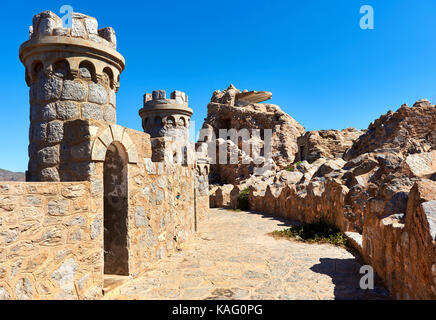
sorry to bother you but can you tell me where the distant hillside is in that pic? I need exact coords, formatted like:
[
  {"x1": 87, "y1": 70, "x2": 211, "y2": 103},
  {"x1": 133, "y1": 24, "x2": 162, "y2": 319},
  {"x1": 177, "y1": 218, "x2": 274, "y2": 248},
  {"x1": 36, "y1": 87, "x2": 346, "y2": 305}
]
[{"x1": 0, "y1": 169, "x2": 25, "y2": 181}]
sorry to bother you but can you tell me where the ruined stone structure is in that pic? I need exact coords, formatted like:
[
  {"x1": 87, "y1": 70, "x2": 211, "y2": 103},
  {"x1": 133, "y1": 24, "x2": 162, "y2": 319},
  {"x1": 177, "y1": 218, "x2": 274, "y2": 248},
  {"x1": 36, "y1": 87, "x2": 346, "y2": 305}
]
[
  {"x1": 0, "y1": 11, "x2": 209, "y2": 300},
  {"x1": 203, "y1": 84, "x2": 305, "y2": 185}
]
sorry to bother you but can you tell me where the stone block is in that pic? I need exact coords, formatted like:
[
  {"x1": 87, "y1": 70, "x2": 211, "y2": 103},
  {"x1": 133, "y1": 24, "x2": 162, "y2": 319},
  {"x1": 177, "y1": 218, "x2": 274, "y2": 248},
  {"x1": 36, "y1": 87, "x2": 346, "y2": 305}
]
[
  {"x1": 91, "y1": 218, "x2": 102, "y2": 240},
  {"x1": 37, "y1": 146, "x2": 59, "y2": 166},
  {"x1": 84, "y1": 17, "x2": 98, "y2": 35},
  {"x1": 41, "y1": 103, "x2": 57, "y2": 121},
  {"x1": 47, "y1": 199, "x2": 68, "y2": 216},
  {"x1": 14, "y1": 278, "x2": 33, "y2": 300},
  {"x1": 98, "y1": 27, "x2": 117, "y2": 48},
  {"x1": 56, "y1": 101, "x2": 80, "y2": 120},
  {"x1": 127, "y1": 148, "x2": 139, "y2": 164},
  {"x1": 110, "y1": 124, "x2": 123, "y2": 142},
  {"x1": 31, "y1": 122, "x2": 47, "y2": 143},
  {"x1": 37, "y1": 76, "x2": 62, "y2": 102},
  {"x1": 152, "y1": 90, "x2": 166, "y2": 100},
  {"x1": 109, "y1": 91, "x2": 116, "y2": 107},
  {"x1": 88, "y1": 83, "x2": 108, "y2": 105},
  {"x1": 82, "y1": 103, "x2": 103, "y2": 121},
  {"x1": 144, "y1": 158, "x2": 155, "y2": 174},
  {"x1": 47, "y1": 121, "x2": 64, "y2": 143},
  {"x1": 91, "y1": 139, "x2": 107, "y2": 161},
  {"x1": 135, "y1": 206, "x2": 147, "y2": 227},
  {"x1": 103, "y1": 106, "x2": 116, "y2": 124},
  {"x1": 71, "y1": 18, "x2": 86, "y2": 38},
  {"x1": 98, "y1": 128, "x2": 113, "y2": 147},
  {"x1": 61, "y1": 80, "x2": 88, "y2": 102}
]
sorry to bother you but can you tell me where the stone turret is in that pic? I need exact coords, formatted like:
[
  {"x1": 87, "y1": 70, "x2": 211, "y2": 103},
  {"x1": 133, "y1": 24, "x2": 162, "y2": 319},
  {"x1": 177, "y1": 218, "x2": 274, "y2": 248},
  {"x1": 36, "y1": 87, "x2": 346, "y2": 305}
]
[
  {"x1": 19, "y1": 11, "x2": 125, "y2": 181},
  {"x1": 139, "y1": 90, "x2": 192, "y2": 140}
]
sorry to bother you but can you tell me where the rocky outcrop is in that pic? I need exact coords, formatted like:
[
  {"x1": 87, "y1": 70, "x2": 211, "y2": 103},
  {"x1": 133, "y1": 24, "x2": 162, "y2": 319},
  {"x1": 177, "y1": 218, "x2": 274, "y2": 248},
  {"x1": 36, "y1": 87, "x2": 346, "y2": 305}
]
[
  {"x1": 202, "y1": 85, "x2": 305, "y2": 184},
  {"x1": 345, "y1": 100, "x2": 436, "y2": 160},
  {"x1": 297, "y1": 128, "x2": 364, "y2": 163}
]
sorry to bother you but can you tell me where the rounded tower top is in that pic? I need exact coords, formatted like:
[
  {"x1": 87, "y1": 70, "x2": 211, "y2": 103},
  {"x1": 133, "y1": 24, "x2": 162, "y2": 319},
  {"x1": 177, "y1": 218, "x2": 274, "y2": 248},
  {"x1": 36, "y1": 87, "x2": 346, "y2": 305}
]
[
  {"x1": 139, "y1": 90, "x2": 193, "y2": 139},
  {"x1": 19, "y1": 11, "x2": 125, "y2": 91}
]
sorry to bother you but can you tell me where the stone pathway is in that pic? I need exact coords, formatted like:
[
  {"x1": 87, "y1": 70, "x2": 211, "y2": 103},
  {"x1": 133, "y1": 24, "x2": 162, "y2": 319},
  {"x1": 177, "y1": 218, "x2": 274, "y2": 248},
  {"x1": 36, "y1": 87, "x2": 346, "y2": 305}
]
[{"x1": 104, "y1": 209, "x2": 390, "y2": 300}]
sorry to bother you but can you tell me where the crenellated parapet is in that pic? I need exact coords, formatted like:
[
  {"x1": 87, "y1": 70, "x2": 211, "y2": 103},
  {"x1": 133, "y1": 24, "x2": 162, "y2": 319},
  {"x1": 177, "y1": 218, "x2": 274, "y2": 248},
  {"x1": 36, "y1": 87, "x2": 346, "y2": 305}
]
[
  {"x1": 20, "y1": 11, "x2": 124, "y2": 91},
  {"x1": 139, "y1": 90, "x2": 193, "y2": 139}
]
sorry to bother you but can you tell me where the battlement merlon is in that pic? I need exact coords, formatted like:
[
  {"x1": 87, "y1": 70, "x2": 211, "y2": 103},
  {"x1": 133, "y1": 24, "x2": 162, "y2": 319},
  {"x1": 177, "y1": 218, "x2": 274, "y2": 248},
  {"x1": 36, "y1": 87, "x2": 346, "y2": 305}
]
[
  {"x1": 140, "y1": 90, "x2": 193, "y2": 116},
  {"x1": 19, "y1": 11, "x2": 125, "y2": 91}
]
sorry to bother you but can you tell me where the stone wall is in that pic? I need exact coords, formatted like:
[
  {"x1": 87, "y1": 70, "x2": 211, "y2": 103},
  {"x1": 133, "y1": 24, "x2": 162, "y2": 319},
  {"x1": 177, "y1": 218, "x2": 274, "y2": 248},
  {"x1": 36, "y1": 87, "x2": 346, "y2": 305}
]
[
  {"x1": 0, "y1": 119, "x2": 209, "y2": 300},
  {"x1": 363, "y1": 180, "x2": 436, "y2": 299},
  {"x1": 246, "y1": 177, "x2": 436, "y2": 299},
  {"x1": 87, "y1": 120, "x2": 208, "y2": 278},
  {"x1": 0, "y1": 181, "x2": 103, "y2": 300}
]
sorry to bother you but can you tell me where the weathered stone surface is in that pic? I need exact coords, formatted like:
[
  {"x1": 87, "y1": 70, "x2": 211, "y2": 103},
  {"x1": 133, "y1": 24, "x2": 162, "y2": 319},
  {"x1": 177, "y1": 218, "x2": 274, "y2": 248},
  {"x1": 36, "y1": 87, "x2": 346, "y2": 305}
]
[
  {"x1": 84, "y1": 17, "x2": 98, "y2": 35},
  {"x1": 56, "y1": 101, "x2": 80, "y2": 120},
  {"x1": 297, "y1": 128, "x2": 364, "y2": 163},
  {"x1": 71, "y1": 16, "x2": 87, "y2": 38},
  {"x1": 88, "y1": 83, "x2": 108, "y2": 105},
  {"x1": 345, "y1": 102, "x2": 436, "y2": 160},
  {"x1": 61, "y1": 80, "x2": 88, "y2": 101},
  {"x1": 47, "y1": 121, "x2": 64, "y2": 143},
  {"x1": 98, "y1": 27, "x2": 117, "y2": 48},
  {"x1": 37, "y1": 76, "x2": 62, "y2": 102},
  {"x1": 422, "y1": 200, "x2": 436, "y2": 241},
  {"x1": 39, "y1": 167, "x2": 60, "y2": 181},
  {"x1": 103, "y1": 106, "x2": 116, "y2": 123},
  {"x1": 31, "y1": 122, "x2": 47, "y2": 143},
  {"x1": 91, "y1": 218, "x2": 102, "y2": 240},
  {"x1": 41, "y1": 103, "x2": 57, "y2": 121},
  {"x1": 51, "y1": 258, "x2": 77, "y2": 287},
  {"x1": 135, "y1": 206, "x2": 147, "y2": 227},
  {"x1": 15, "y1": 278, "x2": 33, "y2": 300},
  {"x1": 37, "y1": 146, "x2": 59, "y2": 166},
  {"x1": 0, "y1": 287, "x2": 10, "y2": 300},
  {"x1": 82, "y1": 103, "x2": 103, "y2": 121},
  {"x1": 203, "y1": 85, "x2": 305, "y2": 184}
]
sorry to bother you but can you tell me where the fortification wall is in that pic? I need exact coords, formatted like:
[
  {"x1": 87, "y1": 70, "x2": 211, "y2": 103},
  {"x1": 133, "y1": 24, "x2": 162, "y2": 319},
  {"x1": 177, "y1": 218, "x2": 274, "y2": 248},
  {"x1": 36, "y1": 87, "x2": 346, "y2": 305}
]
[
  {"x1": 245, "y1": 178, "x2": 436, "y2": 300},
  {"x1": 0, "y1": 181, "x2": 103, "y2": 300}
]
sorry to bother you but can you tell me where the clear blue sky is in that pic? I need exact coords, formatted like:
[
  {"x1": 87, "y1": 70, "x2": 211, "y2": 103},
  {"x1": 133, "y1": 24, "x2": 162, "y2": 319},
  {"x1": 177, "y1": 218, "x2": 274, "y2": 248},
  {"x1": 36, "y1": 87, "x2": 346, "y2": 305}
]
[{"x1": 1, "y1": 0, "x2": 436, "y2": 172}]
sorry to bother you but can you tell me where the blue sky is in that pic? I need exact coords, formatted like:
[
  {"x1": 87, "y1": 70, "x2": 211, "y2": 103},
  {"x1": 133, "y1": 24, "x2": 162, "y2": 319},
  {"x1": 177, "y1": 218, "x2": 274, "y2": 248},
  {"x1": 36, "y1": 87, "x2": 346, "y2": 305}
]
[{"x1": 1, "y1": 0, "x2": 436, "y2": 172}]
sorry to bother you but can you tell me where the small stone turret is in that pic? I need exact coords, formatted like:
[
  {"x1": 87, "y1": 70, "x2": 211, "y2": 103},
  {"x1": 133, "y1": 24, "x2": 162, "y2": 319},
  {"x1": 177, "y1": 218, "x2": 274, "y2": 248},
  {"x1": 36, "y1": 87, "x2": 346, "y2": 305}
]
[
  {"x1": 139, "y1": 90, "x2": 193, "y2": 140},
  {"x1": 19, "y1": 11, "x2": 125, "y2": 181}
]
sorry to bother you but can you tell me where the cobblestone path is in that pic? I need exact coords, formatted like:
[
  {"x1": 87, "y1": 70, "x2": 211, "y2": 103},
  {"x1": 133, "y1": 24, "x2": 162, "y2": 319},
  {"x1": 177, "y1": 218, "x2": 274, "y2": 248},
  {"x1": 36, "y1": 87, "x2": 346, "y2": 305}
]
[{"x1": 105, "y1": 209, "x2": 390, "y2": 300}]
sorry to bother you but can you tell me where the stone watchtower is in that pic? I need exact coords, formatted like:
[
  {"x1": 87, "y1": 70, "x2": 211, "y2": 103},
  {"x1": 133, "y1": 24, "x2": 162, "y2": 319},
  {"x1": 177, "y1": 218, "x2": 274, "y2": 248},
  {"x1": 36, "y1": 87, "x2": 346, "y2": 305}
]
[
  {"x1": 19, "y1": 11, "x2": 125, "y2": 181},
  {"x1": 139, "y1": 90, "x2": 192, "y2": 141}
]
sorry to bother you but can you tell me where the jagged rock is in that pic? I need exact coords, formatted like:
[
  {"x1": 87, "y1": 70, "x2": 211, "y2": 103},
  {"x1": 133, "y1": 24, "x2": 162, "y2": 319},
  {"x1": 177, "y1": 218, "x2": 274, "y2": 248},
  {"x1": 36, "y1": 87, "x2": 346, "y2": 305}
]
[
  {"x1": 345, "y1": 101, "x2": 436, "y2": 160},
  {"x1": 297, "y1": 128, "x2": 364, "y2": 163},
  {"x1": 202, "y1": 85, "x2": 305, "y2": 184}
]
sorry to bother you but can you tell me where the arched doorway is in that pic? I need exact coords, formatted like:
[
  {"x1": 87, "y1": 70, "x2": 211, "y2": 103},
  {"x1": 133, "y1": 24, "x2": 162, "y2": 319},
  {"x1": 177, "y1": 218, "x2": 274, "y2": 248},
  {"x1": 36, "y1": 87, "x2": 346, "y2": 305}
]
[{"x1": 104, "y1": 142, "x2": 129, "y2": 275}]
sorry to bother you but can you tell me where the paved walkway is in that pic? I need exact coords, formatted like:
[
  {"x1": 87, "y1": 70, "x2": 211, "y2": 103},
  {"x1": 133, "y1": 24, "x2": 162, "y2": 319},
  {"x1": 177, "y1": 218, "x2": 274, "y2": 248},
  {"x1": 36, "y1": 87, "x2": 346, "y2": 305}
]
[{"x1": 105, "y1": 209, "x2": 390, "y2": 300}]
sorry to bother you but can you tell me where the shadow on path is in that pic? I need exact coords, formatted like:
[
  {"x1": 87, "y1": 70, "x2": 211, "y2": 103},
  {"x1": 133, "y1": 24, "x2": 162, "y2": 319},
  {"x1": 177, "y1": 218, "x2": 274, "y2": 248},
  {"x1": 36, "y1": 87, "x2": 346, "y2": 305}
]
[{"x1": 310, "y1": 257, "x2": 391, "y2": 300}]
